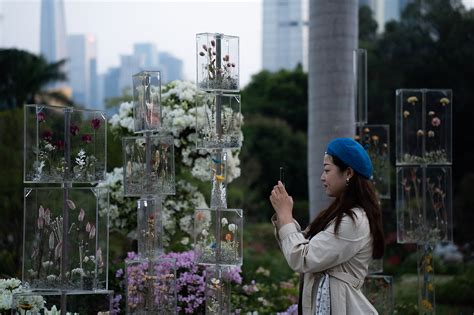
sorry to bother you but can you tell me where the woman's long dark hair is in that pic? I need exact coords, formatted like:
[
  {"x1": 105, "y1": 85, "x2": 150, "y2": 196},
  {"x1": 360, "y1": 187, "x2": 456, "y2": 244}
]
[{"x1": 306, "y1": 155, "x2": 385, "y2": 259}]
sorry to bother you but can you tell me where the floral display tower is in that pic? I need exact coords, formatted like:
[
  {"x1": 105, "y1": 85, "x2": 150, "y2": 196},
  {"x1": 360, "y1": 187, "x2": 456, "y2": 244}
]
[
  {"x1": 123, "y1": 71, "x2": 178, "y2": 314},
  {"x1": 194, "y1": 32, "x2": 243, "y2": 314},
  {"x1": 18, "y1": 104, "x2": 112, "y2": 314},
  {"x1": 396, "y1": 89, "x2": 453, "y2": 314},
  {"x1": 352, "y1": 49, "x2": 393, "y2": 314}
]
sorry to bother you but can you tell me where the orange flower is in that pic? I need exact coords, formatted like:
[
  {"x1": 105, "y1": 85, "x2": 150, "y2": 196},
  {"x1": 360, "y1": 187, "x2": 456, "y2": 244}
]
[
  {"x1": 225, "y1": 233, "x2": 232, "y2": 241},
  {"x1": 196, "y1": 211, "x2": 205, "y2": 221}
]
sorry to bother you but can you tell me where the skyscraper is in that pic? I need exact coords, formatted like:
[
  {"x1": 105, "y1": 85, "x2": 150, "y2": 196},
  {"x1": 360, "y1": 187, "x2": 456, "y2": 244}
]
[
  {"x1": 359, "y1": 0, "x2": 410, "y2": 33},
  {"x1": 262, "y1": 0, "x2": 309, "y2": 72},
  {"x1": 40, "y1": 0, "x2": 68, "y2": 63},
  {"x1": 134, "y1": 43, "x2": 158, "y2": 69},
  {"x1": 158, "y1": 52, "x2": 183, "y2": 83},
  {"x1": 67, "y1": 34, "x2": 98, "y2": 108}
]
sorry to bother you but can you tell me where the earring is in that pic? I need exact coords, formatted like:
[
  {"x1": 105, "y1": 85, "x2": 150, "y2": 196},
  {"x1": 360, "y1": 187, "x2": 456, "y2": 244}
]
[{"x1": 346, "y1": 177, "x2": 350, "y2": 186}]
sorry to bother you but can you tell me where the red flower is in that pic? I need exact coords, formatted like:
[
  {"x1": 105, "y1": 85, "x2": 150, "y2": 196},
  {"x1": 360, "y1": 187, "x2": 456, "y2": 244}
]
[
  {"x1": 54, "y1": 140, "x2": 64, "y2": 150},
  {"x1": 91, "y1": 118, "x2": 101, "y2": 130},
  {"x1": 37, "y1": 112, "x2": 45, "y2": 122},
  {"x1": 387, "y1": 255, "x2": 401, "y2": 266},
  {"x1": 70, "y1": 124, "x2": 80, "y2": 136},
  {"x1": 42, "y1": 130, "x2": 53, "y2": 141},
  {"x1": 82, "y1": 134, "x2": 92, "y2": 143}
]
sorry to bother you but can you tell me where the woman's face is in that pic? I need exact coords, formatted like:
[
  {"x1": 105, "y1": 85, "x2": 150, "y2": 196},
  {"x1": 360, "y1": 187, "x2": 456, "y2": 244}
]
[{"x1": 320, "y1": 154, "x2": 348, "y2": 198}]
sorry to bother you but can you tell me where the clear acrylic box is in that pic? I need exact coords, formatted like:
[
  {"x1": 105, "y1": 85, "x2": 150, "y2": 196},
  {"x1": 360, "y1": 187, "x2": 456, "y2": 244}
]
[
  {"x1": 12, "y1": 290, "x2": 113, "y2": 314},
  {"x1": 126, "y1": 257, "x2": 177, "y2": 314},
  {"x1": 123, "y1": 134, "x2": 175, "y2": 196},
  {"x1": 355, "y1": 125, "x2": 391, "y2": 199},
  {"x1": 132, "y1": 71, "x2": 162, "y2": 133},
  {"x1": 362, "y1": 275, "x2": 393, "y2": 314},
  {"x1": 368, "y1": 258, "x2": 383, "y2": 274},
  {"x1": 196, "y1": 33, "x2": 239, "y2": 92},
  {"x1": 23, "y1": 187, "x2": 109, "y2": 291},
  {"x1": 396, "y1": 89, "x2": 452, "y2": 165},
  {"x1": 196, "y1": 93, "x2": 242, "y2": 149},
  {"x1": 417, "y1": 243, "x2": 436, "y2": 314},
  {"x1": 137, "y1": 196, "x2": 164, "y2": 258},
  {"x1": 396, "y1": 166, "x2": 452, "y2": 243},
  {"x1": 210, "y1": 150, "x2": 228, "y2": 209},
  {"x1": 194, "y1": 208, "x2": 243, "y2": 266},
  {"x1": 205, "y1": 266, "x2": 231, "y2": 315},
  {"x1": 24, "y1": 104, "x2": 107, "y2": 183}
]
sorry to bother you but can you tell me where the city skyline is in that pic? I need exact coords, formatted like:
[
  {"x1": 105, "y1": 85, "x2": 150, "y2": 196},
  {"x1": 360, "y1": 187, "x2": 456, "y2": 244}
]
[{"x1": 1, "y1": 0, "x2": 262, "y2": 87}]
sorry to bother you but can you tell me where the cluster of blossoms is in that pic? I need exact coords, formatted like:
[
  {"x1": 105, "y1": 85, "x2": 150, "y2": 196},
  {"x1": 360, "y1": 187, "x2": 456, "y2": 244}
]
[
  {"x1": 105, "y1": 80, "x2": 241, "y2": 248},
  {"x1": 114, "y1": 251, "x2": 242, "y2": 314},
  {"x1": 0, "y1": 278, "x2": 45, "y2": 313}
]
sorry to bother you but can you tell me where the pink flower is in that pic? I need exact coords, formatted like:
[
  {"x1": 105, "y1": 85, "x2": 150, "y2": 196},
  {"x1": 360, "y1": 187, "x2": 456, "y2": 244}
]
[
  {"x1": 70, "y1": 124, "x2": 80, "y2": 136},
  {"x1": 37, "y1": 112, "x2": 45, "y2": 122},
  {"x1": 78, "y1": 208, "x2": 85, "y2": 222},
  {"x1": 431, "y1": 117, "x2": 441, "y2": 127},
  {"x1": 82, "y1": 134, "x2": 93, "y2": 143},
  {"x1": 66, "y1": 199, "x2": 76, "y2": 210},
  {"x1": 91, "y1": 118, "x2": 101, "y2": 130},
  {"x1": 86, "y1": 222, "x2": 91, "y2": 232},
  {"x1": 89, "y1": 224, "x2": 96, "y2": 239}
]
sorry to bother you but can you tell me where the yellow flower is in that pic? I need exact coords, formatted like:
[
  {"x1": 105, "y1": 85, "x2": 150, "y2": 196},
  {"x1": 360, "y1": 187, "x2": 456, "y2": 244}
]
[
  {"x1": 215, "y1": 175, "x2": 225, "y2": 182},
  {"x1": 403, "y1": 110, "x2": 410, "y2": 118},
  {"x1": 421, "y1": 299, "x2": 433, "y2": 311},
  {"x1": 407, "y1": 96, "x2": 418, "y2": 104},
  {"x1": 428, "y1": 282, "x2": 434, "y2": 292},
  {"x1": 426, "y1": 265, "x2": 433, "y2": 273},
  {"x1": 371, "y1": 135, "x2": 379, "y2": 142},
  {"x1": 440, "y1": 97, "x2": 450, "y2": 105}
]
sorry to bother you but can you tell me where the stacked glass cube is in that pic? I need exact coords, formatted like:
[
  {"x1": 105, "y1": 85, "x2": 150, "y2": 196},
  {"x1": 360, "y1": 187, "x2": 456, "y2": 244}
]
[
  {"x1": 194, "y1": 32, "x2": 243, "y2": 314},
  {"x1": 396, "y1": 89, "x2": 453, "y2": 314},
  {"x1": 123, "y1": 71, "x2": 178, "y2": 314},
  {"x1": 21, "y1": 104, "x2": 112, "y2": 314}
]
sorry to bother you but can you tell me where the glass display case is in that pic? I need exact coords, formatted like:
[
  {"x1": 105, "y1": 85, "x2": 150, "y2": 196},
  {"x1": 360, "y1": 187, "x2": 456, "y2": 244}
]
[
  {"x1": 396, "y1": 166, "x2": 452, "y2": 243},
  {"x1": 137, "y1": 196, "x2": 164, "y2": 258},
  {"x1": 24, "y1": 104, "x2": 107, "y2": 183},
  {"x1": 196, "y1": 33, "x2": 239, "y2": 92},
  {"x1": 362, "y1": 275, "x2": 393, "y2": 315},
  {"x1": 133, "y1": 71, "x2": 162, "y2": 133},
  {"x1": 396, "y1": 89, "x2": 452, "y2": 165},
  {"x1": 123, "y1": 134, "x2": 175, "y2": 196},
  {"x1": 356, "y1": 124, "x2": 390, "y2": 199},
  {"x1": 23, "y1": 187, "x2": 108, "y2": 291},
  {"x1": 126, "y1": 257, "x2": 177, "y2": 314},
  {"x1": 195, "y1": 93, "x2": 242, "y2": 149},
  {"x1": 205, "y1": 266, "x2": 231, "y2": 315},
  {"x1": 194, "y1": 208, "x2": 243, "y2": 266}
]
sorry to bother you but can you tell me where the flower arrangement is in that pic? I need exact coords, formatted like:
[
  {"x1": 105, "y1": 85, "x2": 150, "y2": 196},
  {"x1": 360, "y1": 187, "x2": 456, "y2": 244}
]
[
  {"x1": 362, "y1": 276, "x2": 393, "y2": 314},
  {"x1": 27, "y1": 107, "x2": 105, "y2": 182},
  {"x1": 106, "y1": 80, "x2": 242, "y2": 250},
  {"x1": 399, "y1": 94, "x2": 450, "y2": 164},
  {"x1": 355, "y1": 126, "x2": 390, "y2": 198},
  {"x1": 25, "y1": 196, "x2": 104, "y2": 290},
  {"x1": 0, "y1": 278, "x2": 45, "y2": 314},
  {"x1": 197, "y1": 38, "x2": 239, "y2": 91}
]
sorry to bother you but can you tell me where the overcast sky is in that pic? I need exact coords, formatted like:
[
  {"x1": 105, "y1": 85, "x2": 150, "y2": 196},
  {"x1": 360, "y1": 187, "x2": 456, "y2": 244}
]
[
  {"x1": 0, "y1": 0, "x2": 262, "y2": 86},
  {"x1": 1, "y1": 0, "x2": 473, "y2": 87}
]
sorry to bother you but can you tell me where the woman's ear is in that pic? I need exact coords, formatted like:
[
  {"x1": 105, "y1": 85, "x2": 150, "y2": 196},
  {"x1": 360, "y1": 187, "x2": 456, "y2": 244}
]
[{"x1": 346, "y1": 167, "x2": 355, "y2": 180}]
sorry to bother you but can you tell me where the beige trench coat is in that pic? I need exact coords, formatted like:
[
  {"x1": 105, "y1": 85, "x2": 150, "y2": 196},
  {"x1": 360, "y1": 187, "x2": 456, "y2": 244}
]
[{"x1": 272, "y1": 208, "x2": 378, "y2": 315}]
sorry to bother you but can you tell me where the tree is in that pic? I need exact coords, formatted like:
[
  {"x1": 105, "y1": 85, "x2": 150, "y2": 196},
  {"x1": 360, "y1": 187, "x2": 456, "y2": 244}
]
[
  {"x1": 0, "y1": 49, "x2": 69, "y2": 109},
  {"x1": 308, "y1": 1, "x2": 359, "y2": 220}
]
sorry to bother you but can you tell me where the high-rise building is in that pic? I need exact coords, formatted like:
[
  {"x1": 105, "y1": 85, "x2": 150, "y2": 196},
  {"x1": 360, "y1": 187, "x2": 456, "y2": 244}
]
[
  {"x1": 360, "y1": 0, "x2": 410, "y2": 33},
  {"x1": 40, "y1": 0, "x2": 68, "y2": 63},
  {"x1": 103, "y1": 67, "x2": 121, "y2": 101},
  {"x1": 262, "y1": 0, "x2": 309, "y2": 72},
  {"x1": 134, "y1": 43, "x2": 159, "y2": 69},
  {"x1": 158, "y1": 52, "x2": 183, "y2": 83},
  {"x1": 67, "y1": 34, "x2": 98, "y2": 108},
  {"x1": 118, "y1": 55, "x2": 139, "y2": 94}
]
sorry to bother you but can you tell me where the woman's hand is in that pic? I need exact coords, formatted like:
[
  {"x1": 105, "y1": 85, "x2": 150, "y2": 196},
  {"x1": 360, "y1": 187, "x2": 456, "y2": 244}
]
[{"x1": 269, "y1": 181, "x2": 294, "y2": 225}]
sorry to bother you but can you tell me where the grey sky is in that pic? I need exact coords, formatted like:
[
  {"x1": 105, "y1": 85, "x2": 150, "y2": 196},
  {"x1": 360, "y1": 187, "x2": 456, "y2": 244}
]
[{"x1": 0, "y1": 0, "x2": 262, "y2": 86}]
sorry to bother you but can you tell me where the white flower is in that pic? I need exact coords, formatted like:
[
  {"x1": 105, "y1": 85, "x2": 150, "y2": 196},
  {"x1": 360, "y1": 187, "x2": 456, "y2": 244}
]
[
  {"x1": 179, "y1": 215, "x2": 193, "y2": 235},
  {"x1": 46, "y1": 274, "x2": 57, "y2": 281},
  {"x1": 228, "y1": 223, "x2": 237, "y2": 233},
  {"x1": 71, "y1": 268, "x2": 86, "y2": 277},
  {"x1": 221, "y1": 218, "x2": 228, "y2": 226},
  {"x1": 45, "y1": 143, "x2": 55, "y2": 151},
  {"x1": 201, "y1": 229, "x2": 209, "y2": 237},
  {"x1": 180, "y1": 237, "x2": 190, "y2": 245}
]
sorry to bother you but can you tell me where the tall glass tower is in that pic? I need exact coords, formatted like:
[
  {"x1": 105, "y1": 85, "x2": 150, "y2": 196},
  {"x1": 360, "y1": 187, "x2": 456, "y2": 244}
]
[{"x1": 40, "y1": 0, "x2": 68, "y2": 63}]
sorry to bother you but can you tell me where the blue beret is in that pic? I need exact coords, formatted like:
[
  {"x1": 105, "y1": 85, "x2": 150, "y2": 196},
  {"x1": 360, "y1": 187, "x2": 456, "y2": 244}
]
[{"x1": 326, "y1": 138, "x2": 373, "y2": 179}]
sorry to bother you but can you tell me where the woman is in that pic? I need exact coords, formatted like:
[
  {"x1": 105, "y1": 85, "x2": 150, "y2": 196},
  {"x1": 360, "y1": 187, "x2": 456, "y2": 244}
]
[{"x1": 270, "y1": 138, "x2": 384, "y2": 315}]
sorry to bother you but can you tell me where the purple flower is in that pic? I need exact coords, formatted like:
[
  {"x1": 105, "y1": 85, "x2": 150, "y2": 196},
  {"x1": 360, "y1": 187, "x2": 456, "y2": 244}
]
[
  {"x1": 91, "y1": 118, "x2": 101, "y2": 130},
  {"x1": 70, "y1": 124, "x2": 80, "y2": 136},
  {"x1": 37, "y1": 112, "x2": 45, "y2": 122},
  {"x1": 82, "y1": 134, "x2": 93, "y2": 143}
]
